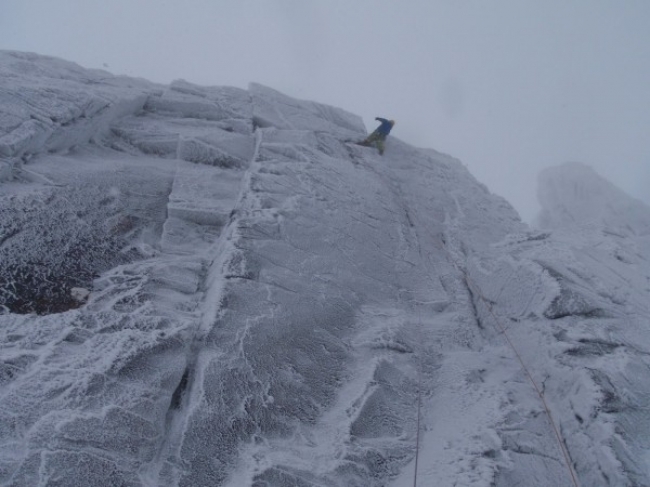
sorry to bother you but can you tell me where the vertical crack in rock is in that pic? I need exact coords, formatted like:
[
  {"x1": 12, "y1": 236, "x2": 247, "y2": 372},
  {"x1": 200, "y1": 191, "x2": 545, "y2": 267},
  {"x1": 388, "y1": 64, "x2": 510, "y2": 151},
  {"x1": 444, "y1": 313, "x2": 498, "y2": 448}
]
[
  {"x1": 141, "y1": 123, "x2": 261, "y2": 487},
  {"x1": 463, "y1": 274, "x2": 485, "y2": 330},
  {"x1": 169, "y1": 366, "x2": 191, "y2": 412}
]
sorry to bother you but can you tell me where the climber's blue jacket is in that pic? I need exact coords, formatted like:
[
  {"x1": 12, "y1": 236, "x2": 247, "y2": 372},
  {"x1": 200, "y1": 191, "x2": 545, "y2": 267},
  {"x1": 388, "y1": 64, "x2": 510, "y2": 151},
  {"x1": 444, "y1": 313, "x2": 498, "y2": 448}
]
[{"x1": 374, "y1": 117, "x2": 395, "y2": 137}]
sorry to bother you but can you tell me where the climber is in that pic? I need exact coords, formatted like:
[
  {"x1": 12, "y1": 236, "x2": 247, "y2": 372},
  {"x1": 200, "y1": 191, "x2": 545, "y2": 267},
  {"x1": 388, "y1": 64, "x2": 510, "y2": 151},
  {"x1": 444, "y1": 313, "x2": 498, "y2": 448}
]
[{"x1": 358, "y1": 118, "x2": 395, "y2": 155}]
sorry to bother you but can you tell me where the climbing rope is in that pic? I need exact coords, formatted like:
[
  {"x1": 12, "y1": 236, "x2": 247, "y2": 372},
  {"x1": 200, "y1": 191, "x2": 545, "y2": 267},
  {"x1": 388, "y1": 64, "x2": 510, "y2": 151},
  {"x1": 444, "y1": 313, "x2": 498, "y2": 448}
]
[
  {"x1": 412, "y1": 367, "x2": 422, "y2": 487},
  {"x1": 412, "y1": 310, "x2": 423, "y2": 487},
  {"x1": 464, "y1": 273, "x2": 580, "y2": 487},
  {"x1": 370, "y1": 157, "x2": 577, "y2": 486},
  {"x1": 443, "y1": 242, "x2": 580, "y2": 487}
]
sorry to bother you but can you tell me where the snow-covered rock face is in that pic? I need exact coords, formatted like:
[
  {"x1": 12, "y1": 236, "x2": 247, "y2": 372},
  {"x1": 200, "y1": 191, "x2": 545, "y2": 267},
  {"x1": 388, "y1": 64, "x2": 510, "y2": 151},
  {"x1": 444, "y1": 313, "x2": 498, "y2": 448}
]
[
  {"x1": 1, "y1": 51, "x2": 650, "y2": 487},
  {"x1": 537, "y1": 161, "x2": 650, "y2": 236}
]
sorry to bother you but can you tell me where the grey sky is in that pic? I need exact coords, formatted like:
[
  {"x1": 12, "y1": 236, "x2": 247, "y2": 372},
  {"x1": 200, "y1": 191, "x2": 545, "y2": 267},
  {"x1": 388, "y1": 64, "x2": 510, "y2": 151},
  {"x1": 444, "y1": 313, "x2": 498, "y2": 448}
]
[{"x1": 2, "y1": 0, "x2": 649, "y2": 222}]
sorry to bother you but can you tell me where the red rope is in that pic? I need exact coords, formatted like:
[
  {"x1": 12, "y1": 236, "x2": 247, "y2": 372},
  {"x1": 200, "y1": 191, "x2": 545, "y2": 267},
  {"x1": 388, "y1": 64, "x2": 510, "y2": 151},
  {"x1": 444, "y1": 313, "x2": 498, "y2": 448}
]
[
  {"x1": 413, "y1": 338, "x2": 423, "y2": 487},
  {"x1": 444, "y1": 245, "x2": 580, "y2": 487},
  {"x1": 466, "y1": 275, "x2": 580, "y2": 487}
]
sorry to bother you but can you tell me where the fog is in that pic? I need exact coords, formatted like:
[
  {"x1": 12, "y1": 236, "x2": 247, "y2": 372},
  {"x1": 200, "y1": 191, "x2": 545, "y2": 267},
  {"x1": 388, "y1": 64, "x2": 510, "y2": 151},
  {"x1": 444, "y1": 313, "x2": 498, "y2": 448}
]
[{"x1": 2, "y1": 0, "x2": 649, "y2": 222}]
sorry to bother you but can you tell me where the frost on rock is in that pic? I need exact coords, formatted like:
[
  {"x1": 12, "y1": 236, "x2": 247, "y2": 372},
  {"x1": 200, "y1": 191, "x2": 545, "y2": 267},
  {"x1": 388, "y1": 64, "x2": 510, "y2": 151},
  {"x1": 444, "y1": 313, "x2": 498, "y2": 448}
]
[
  {"x1": 537, "y1": 161, "x2": 650, "y2": 236},
  {"x1": 249, "y1": 82, "x2": 365, "y2": 138},
  {"x1": 0, "y1": 51, "x2": 157, "y2": 160},
  {"x1": 0, "y1": 154, "x2": 176, "y2": 314},
  {"x1": 1, "y1": 51, "x2": 650, "y2": 487}
]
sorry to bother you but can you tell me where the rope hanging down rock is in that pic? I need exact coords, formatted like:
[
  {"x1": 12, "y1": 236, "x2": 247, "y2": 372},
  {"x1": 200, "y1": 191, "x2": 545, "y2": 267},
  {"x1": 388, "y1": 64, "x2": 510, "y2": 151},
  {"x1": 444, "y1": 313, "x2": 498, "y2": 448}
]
[{"x1": 440, "y1": 242, "x2": 580, "y2": 487}]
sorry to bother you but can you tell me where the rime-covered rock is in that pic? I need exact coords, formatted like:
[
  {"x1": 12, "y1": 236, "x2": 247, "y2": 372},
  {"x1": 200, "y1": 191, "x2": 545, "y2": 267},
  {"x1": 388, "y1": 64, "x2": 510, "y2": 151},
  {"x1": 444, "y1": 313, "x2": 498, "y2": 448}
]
[
  {"x1": 537, "y1": 161, "x2": 650, "y2": 236},
  {"x1": 1, "y1": 51, "x2": 649, "y2": 487}
]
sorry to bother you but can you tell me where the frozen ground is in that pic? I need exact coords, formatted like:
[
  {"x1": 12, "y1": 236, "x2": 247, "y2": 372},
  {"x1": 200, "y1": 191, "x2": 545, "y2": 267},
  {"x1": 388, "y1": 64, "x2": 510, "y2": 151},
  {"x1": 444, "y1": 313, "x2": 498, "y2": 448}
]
[{"x1": 1, "y1": 51, "x2": 650, "y2": 486}]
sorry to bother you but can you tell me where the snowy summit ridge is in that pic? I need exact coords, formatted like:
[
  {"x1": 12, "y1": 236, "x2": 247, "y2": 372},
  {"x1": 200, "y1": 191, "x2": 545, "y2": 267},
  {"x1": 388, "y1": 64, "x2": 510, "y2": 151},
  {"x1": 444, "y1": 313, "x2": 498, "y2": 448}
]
[
  {"x1": 537, "y1": 161, "x2": 650, "y2": 236},
  {"x1": 1, "y1": 51, "x2": 650, "y2": 487}
]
